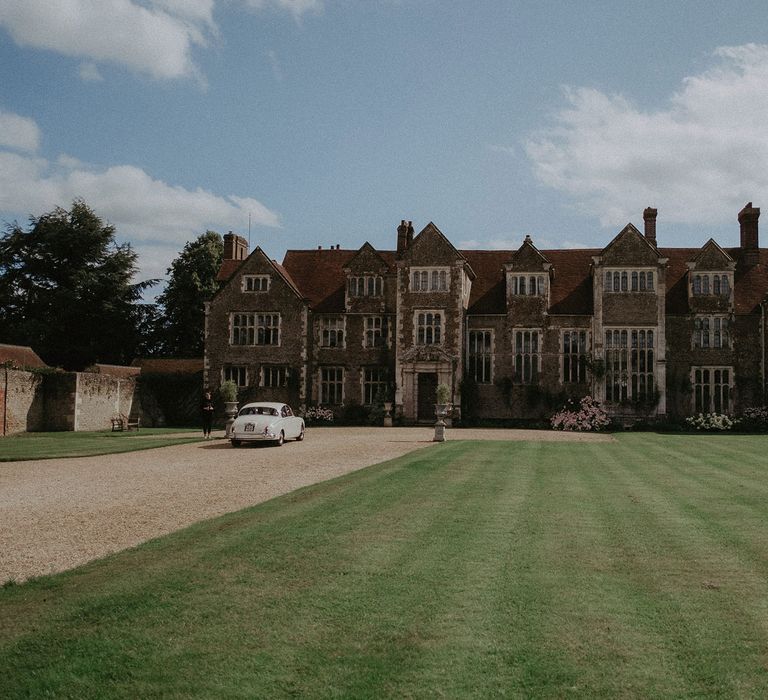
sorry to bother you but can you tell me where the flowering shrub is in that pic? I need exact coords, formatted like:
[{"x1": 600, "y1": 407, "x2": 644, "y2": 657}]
[
  {"x1": 740, "y1": 406, "x2": 768, "y2": 432},
  {"x1": 301, "y1": 406, "x2": 334, "y2": 423},
  {"x1": 550, "y1": 396, "x2": 610, "y2": 432},
  {"x1": 685, "y1": 413, "x2": 736, "y2": 431}
]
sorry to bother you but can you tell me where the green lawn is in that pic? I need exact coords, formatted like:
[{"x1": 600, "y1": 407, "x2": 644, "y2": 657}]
[
  {"x1": 2, "y1": 433, "x2": 768, "y2": 697},
  {"x1": 0, "y1": 428, "x2": 203, "y2": 461}
]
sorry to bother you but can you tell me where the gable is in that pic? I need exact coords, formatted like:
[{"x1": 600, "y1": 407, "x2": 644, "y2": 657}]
[
  {"x1": 403, "y1": 222, "x2": 466, "y2": 266},
  {"x1": 599, "y1": 224, "x2": 661, "y2": 266},
  {"x1": 691, "y1": 239, "x2": 734, "y2": 271},
  {"x1": 506, "y1": 236, "x2": 551, "y2": 272},
  {"x1": 344, "y1": 242, "x2": 390, "y2": 274},
  {"x1": 214, "y1": 246, "x2": 302, "y2": 301}
]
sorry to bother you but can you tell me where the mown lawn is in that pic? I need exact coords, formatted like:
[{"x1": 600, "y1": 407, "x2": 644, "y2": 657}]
[
  {"x1": 2, "y1": 433, "x2": 768, "y2": 697},
  {"x1": 0, "y1": 428, "x2": 203, "y2": 461}
]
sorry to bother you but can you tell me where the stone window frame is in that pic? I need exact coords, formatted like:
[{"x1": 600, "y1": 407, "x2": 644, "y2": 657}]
[
  {"x1": 512, "y1": 328, "x2": 542, "y2": 384},
  {"x1": 604, "y1": 328, "x2": 655, "y2": 403},
  {"x1": 509, "y1": 274, "x2": 546, "y2": 297},
  {"x1": 603, "y1": 268, "x2": 655, "y2": 293},
  {"x1": 362, "y1": 366, "x2": 388, "y2": 405},
  {"x1": 414, "y1": 310, "x2": 443, "y2": 345},
  {"x1": 319, "y1": 366, "x2": 344, "y2": 405},
  {"x1": 230, "y1": 312, "x2": 281, "y2": 346},
  {"x1": 693, "y1": 315, "x2": 730, "y2": 350},
  {"x1": 348, "y1": 274, "x2": 383, "y2": 297},
  {"x1": 363, "y1": 315, "x2": 391, "y2": 349},
  {"x1": 411, "y1": 267, "x2": 450, "y2": 292},
  {"x1": 690, "y1": 272, "x2": 731, "y2": 297},
  {"x1": 561, "y1": 329, "x2": 590, "y2": 384},
  {"x1": 241, "y1": 274, "x2": 270, "y2": 293},
  {"x1": 222, "y1": 365, "x2": 248, "y2": 387},
  {"x1": 692, "y1": 366, "x2": 733, "y2": 414},
  {"x1": 318, "y1": 315, "x2": 346, "y2": 349},
  {"x1": 467, "y1": 329, "x2": 493, "y2": 384},
  {"x1": 261, "y1": 365, "x2": 289, "y2": 388}
]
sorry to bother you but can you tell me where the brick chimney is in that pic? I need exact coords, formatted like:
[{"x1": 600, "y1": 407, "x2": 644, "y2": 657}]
[
  {"x1": 223, "y1": 231, "x2": 248, "y2": 260},
  {"x1": 406, "y1": 221, "x2": 414, "y2": 248},
  {"x1": 738, "y1": 202, "x2": 760, "y2": 266},
  {"x1": 643, "y1": 207, "x2": 658, "y2": 245},
  {"x1": 397, "y1": 220, "x2": 408, "y2": 256}
]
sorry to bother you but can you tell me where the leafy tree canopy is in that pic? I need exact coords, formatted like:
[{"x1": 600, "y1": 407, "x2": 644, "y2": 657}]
[
  {"x1": 0, "y1": 199, "x2": 156, "y2": 370},
  {"x1": 156, "y1": 230, "x2": 223, "y2": 357}
]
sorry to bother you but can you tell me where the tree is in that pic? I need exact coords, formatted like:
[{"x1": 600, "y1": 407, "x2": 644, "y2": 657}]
[
  {"x1": 157, "y1": 230, "x2": 223, "y2": 357},
  {"x1": 0, "y1": 199, "x2": 156, "y2": 370}
]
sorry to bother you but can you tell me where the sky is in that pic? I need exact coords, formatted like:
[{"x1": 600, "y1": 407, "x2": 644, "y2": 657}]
[{"x1": 2, "y1": 1, "x2": 768, "y2": 295}]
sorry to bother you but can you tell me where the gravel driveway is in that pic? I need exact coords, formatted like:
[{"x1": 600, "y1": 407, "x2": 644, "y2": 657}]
[{"x1": 0, "y1": 427, "x2": 612, "y2": 583}]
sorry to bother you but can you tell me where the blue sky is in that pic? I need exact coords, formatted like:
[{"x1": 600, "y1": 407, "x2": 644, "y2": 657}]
[{"x1": 2, "y1": 1, "x2": 768, "y2": 291}]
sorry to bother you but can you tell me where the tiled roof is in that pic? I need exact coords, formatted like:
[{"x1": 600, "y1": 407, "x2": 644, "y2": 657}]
[
  {"x1": 131, "y1": 358, "x2": 204, "y2": 374},
  {"x1": 281, "y1": 249, "x2": 397, "y2": 312},
  {"x1": 218, "y1": 245, "x2": 768, "y2": 316},
  {"x1": 0, "y1": 344, "x2": 47, "y2": 369},
  {"x1": 662, "y1": 248, "x2": 768, "y2": 314},
  {"x1": 217, "y1": 259, "x2": 241, "y2": 282}
]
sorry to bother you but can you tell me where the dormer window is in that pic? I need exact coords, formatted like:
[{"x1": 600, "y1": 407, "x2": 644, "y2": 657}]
[
  {"x1": 510, "y1": 275, "x2": 545, "y2": 296},
  {"x1": 604, "y1": 269, "x2": 654, "y2": 292},
  {"x1": 411, "y1": 267, "x2": 449, "y2": 292},
  {"x1": 242, "y1": 275, "x2": 270, "y2": 292},
  {"x1": 692, "y1": 273, "x2": 730, "y2": 297},
  {"x1": 348, "y1": 275, "x2": 383, "y2": 297}
]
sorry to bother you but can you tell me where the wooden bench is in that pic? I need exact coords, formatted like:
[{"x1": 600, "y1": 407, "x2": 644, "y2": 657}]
[{"x1": 111, "y1": 414, "x2": 140, "y2": 431}]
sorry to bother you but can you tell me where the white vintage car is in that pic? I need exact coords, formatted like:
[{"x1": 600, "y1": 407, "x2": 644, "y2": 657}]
[{"x1": 230, "y1": 402, "x2": 305, "y2": 447}]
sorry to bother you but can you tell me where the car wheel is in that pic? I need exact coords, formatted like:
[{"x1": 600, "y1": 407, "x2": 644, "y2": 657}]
[
  {"x1": 275, "y1": 431, "x2": 284, "y2": 447},
  {"x1": 296, "y1": 423, "x2": 305, "y2": 441},
  {"x1": 231, "y1": 439, "x2": 241, "y2": 447}
]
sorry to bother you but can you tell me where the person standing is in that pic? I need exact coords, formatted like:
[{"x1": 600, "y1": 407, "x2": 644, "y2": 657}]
[{"x1": 201, "y1": 390, "x2": 214, "y2": 439}]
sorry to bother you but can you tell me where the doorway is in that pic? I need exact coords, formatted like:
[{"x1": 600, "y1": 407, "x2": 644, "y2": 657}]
[{"x1": 417, "y1": 372, "x2": 438, "y2": 422}]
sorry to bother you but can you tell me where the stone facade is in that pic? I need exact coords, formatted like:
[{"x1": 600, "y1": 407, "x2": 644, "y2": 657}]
[{"x1": 205, "y1": 205, "x2": 768, "y2": 423}]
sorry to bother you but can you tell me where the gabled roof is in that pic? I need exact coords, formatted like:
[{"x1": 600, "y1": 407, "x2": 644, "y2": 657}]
[
  {"x1": 0, "y1": 344, "x2": 47, "y2": 369},
  {"x1": 690, "y1": 238, "x2": 734, "y2": 269},
  {"x1": 216, "y1": 246, "x2": 304, "y2": 300},
  {"x1": 505, "y1": 235, "x2": 551, "y2": 271},
  {"x1": 281, "y1": 248, "x2": 397, "y2": 312},
  {"x1": 343, "y1": 241, "x2": 390, "y2": 272},
  {"x1": 661, "y1": 248, "x2": 767, "y2": 314},
  {"x1": 403, "y1": 223, "x2": 476, "y2": 279},
  {"x1": 598, "y1": 223, "x2": 662, "y2": 265}
]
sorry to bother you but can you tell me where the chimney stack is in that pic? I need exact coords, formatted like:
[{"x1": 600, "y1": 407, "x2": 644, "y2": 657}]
[
  {"x1": 223, "y1": 231, "x2": 248, "y2": 260},
  {"x1": 397, "y1": 220, "x2": 408, "y2": 256},
  {"x1": 739, "y1": 202, "x2": 760, "y2": 266},
  {"x1": 406, "y1": 221, "x2": 414, "y2": 248},
  {"x1": 643, "y1": 207, "x2": 658, "y2": 245}
]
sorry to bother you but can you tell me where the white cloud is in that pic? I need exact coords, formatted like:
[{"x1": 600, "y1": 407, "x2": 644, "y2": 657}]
[
  {"x1": 79, "y1": 61, "x2": 104, "y2": 82},
  {"x1": 525, "y1": 43, "x2": 768, "y2": 227},
  {"x1": 242, "y1": 0, "x2": 322, "y2": 20},
  {"x1": 0, "y1": 108, "x2": 40, "y2": 152},
  {"x1": 0, "y1": 0, "x2": 211, "y2": 81},
  {"x1": 0, "y1": 145, "x2": 280, "y2": 282}
]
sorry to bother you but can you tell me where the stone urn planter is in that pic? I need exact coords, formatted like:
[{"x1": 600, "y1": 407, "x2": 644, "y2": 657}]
[
  {"x1": 219, "y1": 380, "x2": 239, "y2": 438},
  {"x1": 433, "y1": 383, "x2": 452, "y2": 442},
  {"x1": 383, "y1": 401, "x2": 393, "y2": 427}
]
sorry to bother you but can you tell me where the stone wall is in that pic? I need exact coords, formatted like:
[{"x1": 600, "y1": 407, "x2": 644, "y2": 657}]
[
  {"x1": 74, "y1": 373, "x2": 136, "y2": 432},
  {"x1": 1, "y1": 369, "x2": 46, "y2": 435},
  {"x1": 1, "y1": 369, "x2": 138, "y2": 435}
]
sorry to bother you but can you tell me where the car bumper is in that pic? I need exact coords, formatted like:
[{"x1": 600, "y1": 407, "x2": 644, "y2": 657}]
[{"x1": 232, "y1": 432, "x2": 279, "y2": 441}]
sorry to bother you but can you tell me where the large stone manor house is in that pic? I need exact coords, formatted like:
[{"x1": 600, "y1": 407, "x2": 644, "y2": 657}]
[{"x1": 204, "y1": 203, "x2": 768, "y2": 423}]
